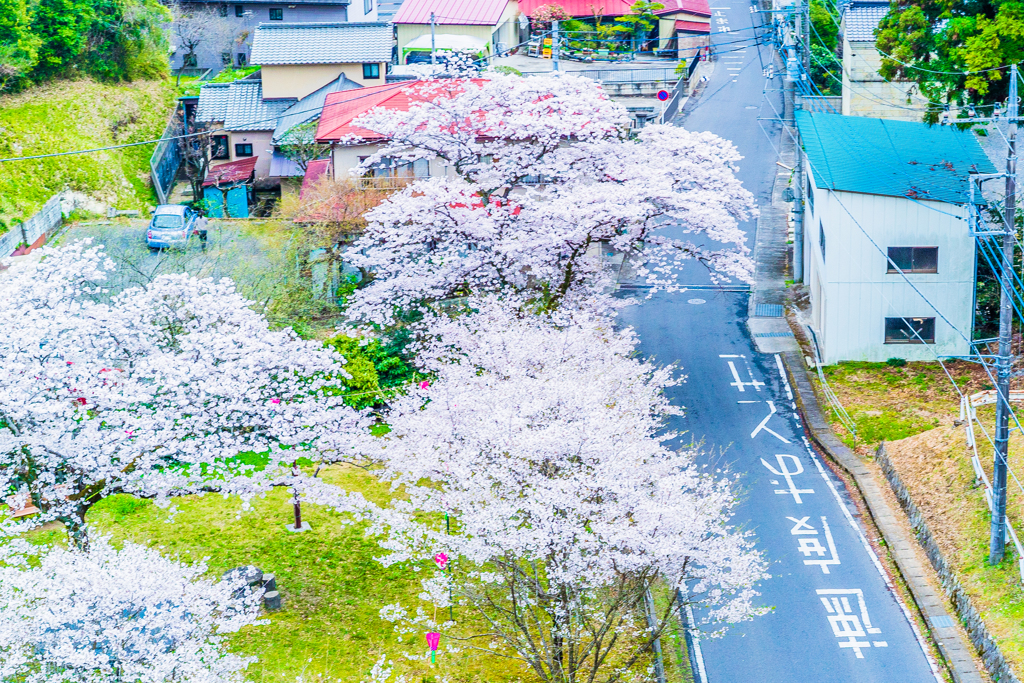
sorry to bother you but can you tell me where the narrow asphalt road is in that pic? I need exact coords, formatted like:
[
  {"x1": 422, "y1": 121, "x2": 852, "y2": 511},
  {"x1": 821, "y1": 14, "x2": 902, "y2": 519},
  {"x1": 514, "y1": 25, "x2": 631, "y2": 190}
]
[{"x1": 618, "y1": 5, "x2": 943, "y2": 682}]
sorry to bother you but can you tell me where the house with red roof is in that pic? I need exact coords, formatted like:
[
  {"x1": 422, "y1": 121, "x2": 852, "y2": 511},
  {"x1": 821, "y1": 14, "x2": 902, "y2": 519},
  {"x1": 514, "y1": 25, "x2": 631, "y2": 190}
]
[
  {"x1": 393, "y1": 0, "x2": 522, "y2": 64},
  {"x1": 314, "y1": 81, "x2": 447, "y2": 185},
  {"x1": 517, "y1": 0, "x2": 710, "y2": 57}
]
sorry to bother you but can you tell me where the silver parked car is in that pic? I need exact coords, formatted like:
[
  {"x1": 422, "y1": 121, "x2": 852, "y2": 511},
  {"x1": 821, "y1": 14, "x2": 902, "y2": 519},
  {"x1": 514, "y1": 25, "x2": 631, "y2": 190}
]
[{"x1": 146, "y1": 205, "x2": 200, "y2": 251}]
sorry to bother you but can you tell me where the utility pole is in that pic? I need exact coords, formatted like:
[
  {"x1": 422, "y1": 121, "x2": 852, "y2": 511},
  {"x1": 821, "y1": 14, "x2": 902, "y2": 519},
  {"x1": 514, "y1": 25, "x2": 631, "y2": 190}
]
[
  {"x1": 430, "y1": 12, "x2": 437, "y2": 66},
  {"x1": 552, "y1": 20, "x2": 560, "y2": 72},
  {"x1": 991, "y1": 63, "x2": 1018, "y2": 565},
  {"x1": 785, "y1": 30, "x2": 804, "y2": 282}
]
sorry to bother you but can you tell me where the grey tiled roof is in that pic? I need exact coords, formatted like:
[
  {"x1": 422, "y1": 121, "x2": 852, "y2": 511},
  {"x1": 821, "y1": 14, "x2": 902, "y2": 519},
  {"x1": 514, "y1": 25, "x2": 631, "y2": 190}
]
[
  {"x1": 196, "y1": 83, "x2": 231, "y2": 122},
  {"x1": 196, "y1": 80, "x2": 296, "y2": 131},
  {"x1": 273, "y1": 74, "x2": 362, "y2": 143},
  {"x1": 250, "y1": 22, "x2": 393, "y2": 65},
  {"x1": 843, "y1": 2, "x2": 888, "y2": 42}
]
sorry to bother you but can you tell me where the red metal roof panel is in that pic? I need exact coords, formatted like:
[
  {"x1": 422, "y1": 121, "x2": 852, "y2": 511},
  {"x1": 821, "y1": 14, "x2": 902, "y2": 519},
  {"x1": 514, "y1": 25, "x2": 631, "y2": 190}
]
[
  {"x1": 203, "y1": 156, "x2": 259, "y2": 187},
  {"x1": 301, "y1": 158, "x2": 333, "y2": 198},
  {"x1": 518, "y1": 0, "x2": 632, "y2": 16},
  {"x1": 675, "y1": 19, "x2": 710, "y2": 32},
  {"x1": 658, "y1": 0, "x2": 712, "y2": 17},
  {"x1": 394, "y1": 0, "x2": 510, "y2": 25}
]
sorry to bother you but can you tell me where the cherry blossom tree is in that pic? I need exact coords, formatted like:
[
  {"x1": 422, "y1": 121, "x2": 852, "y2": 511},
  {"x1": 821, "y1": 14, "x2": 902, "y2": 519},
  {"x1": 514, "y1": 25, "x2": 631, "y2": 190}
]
[
  {"x1": 343, "y1": 74, "x2": 756, "y2": 325},
  {"x1": 0, "y1": 536, "x2": 263, "y2": 683},
  {"x1": 368, "y1": 298, "x2": 768, "y2": 683},
  {"x1": 0, "y1": 243, "x2": 371, "y2": 547}
]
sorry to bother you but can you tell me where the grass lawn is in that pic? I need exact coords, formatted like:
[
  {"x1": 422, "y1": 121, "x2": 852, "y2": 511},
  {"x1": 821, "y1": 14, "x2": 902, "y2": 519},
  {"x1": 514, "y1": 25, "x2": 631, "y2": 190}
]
[
  {"x1": 41, "y1": 464, "x2": 527, "y2": 683},
  {"x1": 810, "y1": 359, "x2": 1024, "y2": 673},
  {"x1": 814, "y1": 360, "x2": 984, "y2": 451},
  {"x1": 0, "y1": 78, "x2": 177, "y2": 230}
]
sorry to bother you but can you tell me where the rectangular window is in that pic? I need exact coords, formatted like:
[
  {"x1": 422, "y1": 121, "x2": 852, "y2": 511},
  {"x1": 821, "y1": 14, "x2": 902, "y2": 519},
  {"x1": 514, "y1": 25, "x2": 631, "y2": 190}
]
[
  {"x1": 221, "y1": 52, "x2": 233, "y2": 65},
  {"x1": 218, "y1": 3, "x2": 228, "y2": 16},
  {"x1": 269, "y1": 7, "x2": 283, "y2": 19},
  {"x1": 363, "y1": 63, "x2": 381, "y2": 79},
  {"x1": 235, "y1": 4, "x2": 244, "y2": 16},
  {"x1": 806, "y1": 175, "x2": 814, "y2": 215},
  {"x1": 364, "y1": 0, "x2": 373, "y2": 13},
  {"x1": 182, "y1": 53, "x2": 198, "y2": 67},
  {"x1": 212, "y1": 135, "x2": 230, "y2": 160},
  {"x1": 234, "y1": 143, "x2": 253, "y2": 157},
  {"x1": 884, "y1": 317, "x2": 936, "y2": 344},
  {"x1": 819, "y1": 220, "x2": 825, "y2": 260},
  {"x1": 237, "y1": 52, "x2": 247, "y2": 66},
  {"x1": 886, "y1": 246, "x2": 938, "y2": 274}
]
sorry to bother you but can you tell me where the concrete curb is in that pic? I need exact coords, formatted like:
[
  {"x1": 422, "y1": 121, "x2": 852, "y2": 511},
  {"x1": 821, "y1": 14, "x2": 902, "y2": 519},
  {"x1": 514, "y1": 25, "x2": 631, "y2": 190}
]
[{"x1": 779, "y1": 347, "x2": 985, "y2": 683}]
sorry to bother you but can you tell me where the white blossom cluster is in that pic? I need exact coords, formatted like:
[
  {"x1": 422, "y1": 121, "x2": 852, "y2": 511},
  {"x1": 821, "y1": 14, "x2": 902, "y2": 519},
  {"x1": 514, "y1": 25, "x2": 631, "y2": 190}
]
[
  {"x1": 0, "y1": 241, "x2": 371, "y2": 542},
  {"x1": 341, "y1": 73, "x2": 757, "y2": 325},
  {"x1": 0, "y1": 537, "x2": 263, "y2": 683}
]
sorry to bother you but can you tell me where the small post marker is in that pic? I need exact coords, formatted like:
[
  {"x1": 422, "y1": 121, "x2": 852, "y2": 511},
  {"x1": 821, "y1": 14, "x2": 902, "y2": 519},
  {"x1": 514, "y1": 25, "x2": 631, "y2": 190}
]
[{"x1": 426, "y1": 632, "x2": 440, "y2": 663}]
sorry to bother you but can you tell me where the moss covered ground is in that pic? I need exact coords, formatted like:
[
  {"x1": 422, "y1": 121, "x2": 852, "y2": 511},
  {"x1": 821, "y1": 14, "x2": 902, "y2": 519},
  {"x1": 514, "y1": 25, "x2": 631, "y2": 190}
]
[{"x1": 0, "y1": 78, "x2": 177, "y2": 231}]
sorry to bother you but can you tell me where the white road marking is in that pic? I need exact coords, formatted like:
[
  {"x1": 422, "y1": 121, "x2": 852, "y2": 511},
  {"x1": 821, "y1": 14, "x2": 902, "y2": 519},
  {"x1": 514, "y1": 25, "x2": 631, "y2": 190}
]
[
  {"x1": 750, "y1": 400, "x2": 790, "y2": 442},
  {"x1": 727, "y1": 360, "x2": 764, "y2": 392},
  {"x1": 774, "y1": 354, "x2": 794, "y2": 400},
  {"x1": 760, "y1": 454, "x2": 813, "y2": 503},
  {"x1": 801, "y1": 438, "x2": 943, "y2": 680}
]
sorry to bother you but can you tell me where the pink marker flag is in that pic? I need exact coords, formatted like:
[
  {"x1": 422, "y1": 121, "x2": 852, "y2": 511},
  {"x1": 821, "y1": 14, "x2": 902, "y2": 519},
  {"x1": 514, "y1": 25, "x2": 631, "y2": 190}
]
[
  {"x1": 433, "y1": 552, "x2": 449, "y2": 570},
  {"x1": 426, "y1": 631, "x2": 441, "y2": 663}
]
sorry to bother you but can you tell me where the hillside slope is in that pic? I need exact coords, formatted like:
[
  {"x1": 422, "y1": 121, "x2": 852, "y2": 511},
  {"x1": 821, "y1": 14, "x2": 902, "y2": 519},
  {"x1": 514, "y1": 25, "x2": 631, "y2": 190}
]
[{"x1": 0, "y1": 79, "x2": 176, "y2": 230}]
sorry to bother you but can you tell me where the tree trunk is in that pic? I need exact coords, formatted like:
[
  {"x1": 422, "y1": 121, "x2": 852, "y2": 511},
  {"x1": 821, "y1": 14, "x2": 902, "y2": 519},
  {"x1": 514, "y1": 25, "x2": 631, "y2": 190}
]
[{"x1": 60, "y1": 507, "x2": 91, "y2": 551}]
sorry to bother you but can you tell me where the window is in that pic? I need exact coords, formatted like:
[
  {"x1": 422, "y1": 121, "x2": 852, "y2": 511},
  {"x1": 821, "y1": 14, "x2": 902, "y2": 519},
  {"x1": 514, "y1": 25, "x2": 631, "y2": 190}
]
[
  {"x1": 218, "y1": 3, "x2": 228, "y2": 16},
  {"x1": 269, "y1": 7, "x2": 283, "y2": 19},
  {"x1": 237, "y1": 52, "x2": 247, "y2": 66},
  {"x1": 806, "y1": 175, "x2": 814, "y2": 215},
  {"x1": 887, "y1": 246, "x2": 938, "y2": 274},
  {"x1": 363, "y1": 63, "x2": 381, "y2": 79},
  {"x1": 884, "y1": 317, "x2": 936, "y2": 344},
  {"x1": 234, "y1": 143, "x2": 253, "y2": 157},
  {"x1": 235, "y1": 4, "x2": 244, "y2": 16},
  {"x1": 221, "y1": 52, "x2": 233, "y2": 65},
  {"x1": 182, "y1": 53, "x2": 198, "y2": 67},
  {"x1": 364, "y1": 0, "x2": 373, "y2": 13},
  {"x1": 819, "y1": 220, "x2": 825, "y2": 260},
  {"x1": 212, "y1": 135, "x2": 230, "y2": 160}
]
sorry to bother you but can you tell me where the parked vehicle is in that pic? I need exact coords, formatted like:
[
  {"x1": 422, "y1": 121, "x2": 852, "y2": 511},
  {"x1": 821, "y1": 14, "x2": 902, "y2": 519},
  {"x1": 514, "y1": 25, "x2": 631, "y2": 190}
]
[{"x1": 146, "y1": 205, "x2": 200, "y2": 251}]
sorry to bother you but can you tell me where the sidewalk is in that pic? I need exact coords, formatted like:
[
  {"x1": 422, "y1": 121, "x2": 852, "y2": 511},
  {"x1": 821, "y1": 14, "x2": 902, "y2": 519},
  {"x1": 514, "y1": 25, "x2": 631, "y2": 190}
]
[{"x1": 745, "y1": 106, "x2": 988, "y2": 683}]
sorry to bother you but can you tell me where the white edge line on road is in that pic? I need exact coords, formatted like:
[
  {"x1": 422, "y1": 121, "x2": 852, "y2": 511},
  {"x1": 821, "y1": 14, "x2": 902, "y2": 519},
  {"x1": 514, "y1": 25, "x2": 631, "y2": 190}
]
[
  {"x1": 685, "y1": 602, "x2": 709, "y2": 683},
  {"x1": 801, "y1": 437, "x2": 943, "y2": 682},
  {"x1": 776, "y1": 353, "x2": 941, "y2": 680}
]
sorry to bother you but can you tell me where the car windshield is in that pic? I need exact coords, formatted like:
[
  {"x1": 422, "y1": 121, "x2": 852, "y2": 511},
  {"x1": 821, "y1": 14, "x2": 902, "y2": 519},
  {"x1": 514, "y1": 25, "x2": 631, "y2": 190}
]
[{"x1": 153, "y1": 214, "x2": 182, "y2": 229}]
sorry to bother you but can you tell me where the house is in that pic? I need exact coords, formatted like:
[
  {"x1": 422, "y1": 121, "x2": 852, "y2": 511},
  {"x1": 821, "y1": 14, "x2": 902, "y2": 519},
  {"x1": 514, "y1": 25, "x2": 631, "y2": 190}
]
[
  {"x1": 315, "y1": 81, "x2": 444, "y2": 183},
  {"x1": 203, "y1": 156, "x2": 259, "y2": 217},
  {"x1": 653, "y1": 0, "x2": 711, "y2": 56},
  {"x1": 248, "y1": 22, "x2": 394, "y2": 99},
  {"x1": 796, "y1": 111, "x2": 996, "y2": 364},
  {"x1": 271, "y1": 74, "x2": 364, "y2": 182},
  {"x1": 195, "y1": 77, "x2": 296, "y2": 183},
  {"x1": 841, "y1": 1, "x2": 929, "y2": 120},
  {"x1": 393, "y1": 0, "x2": 521, "y2": 63},
  {"x1": 169, "y1": 0, "x2": 362, "y2": 72}
]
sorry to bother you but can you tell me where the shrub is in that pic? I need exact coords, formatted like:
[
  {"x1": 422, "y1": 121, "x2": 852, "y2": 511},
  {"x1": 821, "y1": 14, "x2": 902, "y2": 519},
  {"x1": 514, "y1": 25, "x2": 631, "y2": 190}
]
[{"x1": 886, "y1": 357, "x2": 907, "y2": 367}]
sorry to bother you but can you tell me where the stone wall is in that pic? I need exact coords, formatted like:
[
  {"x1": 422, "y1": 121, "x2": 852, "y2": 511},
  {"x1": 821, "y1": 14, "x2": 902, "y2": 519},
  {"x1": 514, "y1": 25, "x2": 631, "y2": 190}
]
[{"x1": 876, "y1": 443, "x2": 1020, "y2": 683}]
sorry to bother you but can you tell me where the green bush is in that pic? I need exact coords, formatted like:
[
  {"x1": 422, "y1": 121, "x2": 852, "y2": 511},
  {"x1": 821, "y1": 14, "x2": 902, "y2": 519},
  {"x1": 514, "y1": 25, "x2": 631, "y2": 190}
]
[
  {"x1": 886, "y1": 357, "x2": 908, "y2": 367},
  {"x1": 324, "y1": 334, "x2": 418, "y2": 409}
]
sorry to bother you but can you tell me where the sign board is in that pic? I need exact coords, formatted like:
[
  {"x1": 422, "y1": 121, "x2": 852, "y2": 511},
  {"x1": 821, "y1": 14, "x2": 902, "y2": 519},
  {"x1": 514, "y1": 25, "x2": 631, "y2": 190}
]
[{"x1": 657, "y1": 90, "x2": 670, "y2": 101}]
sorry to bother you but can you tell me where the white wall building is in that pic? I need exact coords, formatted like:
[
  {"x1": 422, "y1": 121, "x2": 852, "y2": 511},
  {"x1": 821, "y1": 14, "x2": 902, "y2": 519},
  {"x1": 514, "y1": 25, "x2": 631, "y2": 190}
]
[
  {"x1": 796, "y1": 111, "x2": 996, "y2": 364},
  {"x1": 840, "y1": 1, "x2": 931, "y2": 120}
]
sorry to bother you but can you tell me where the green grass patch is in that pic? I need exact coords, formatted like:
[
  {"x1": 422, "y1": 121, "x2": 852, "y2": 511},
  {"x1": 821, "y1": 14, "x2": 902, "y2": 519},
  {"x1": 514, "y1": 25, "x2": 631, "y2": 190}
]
[
  {"x1": 815, "y1": 360, "x2": 976, "y2": 448},
  {"x1": 179, "y1": 66, "x2": 260, "y2": 97},
  {"x1": 76, "y1": 465, "x2": 525, "y2": 682},
  {"x1": 0, "y1": 78, "x2": 176, "y2": 229}
]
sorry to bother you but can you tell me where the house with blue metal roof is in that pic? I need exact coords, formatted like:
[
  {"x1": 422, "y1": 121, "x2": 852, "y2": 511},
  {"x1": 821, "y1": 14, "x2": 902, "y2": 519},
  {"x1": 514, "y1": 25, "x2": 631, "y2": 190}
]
[{"x1": 795, "y1": 111, "x2": 997, "y2": 364}]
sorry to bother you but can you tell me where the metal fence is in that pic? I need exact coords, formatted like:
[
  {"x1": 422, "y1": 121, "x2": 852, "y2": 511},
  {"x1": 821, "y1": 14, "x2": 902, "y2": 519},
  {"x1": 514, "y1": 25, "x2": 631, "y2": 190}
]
[
  {"x1": 523, "y1": 66, "x2": 680, "y2": 83},
  {"x1": 150, "y1": 108, "x2": 184, "y2": 205},
  {"x1": 0, "y1": 193, "x2": 64, "y2": 257}
]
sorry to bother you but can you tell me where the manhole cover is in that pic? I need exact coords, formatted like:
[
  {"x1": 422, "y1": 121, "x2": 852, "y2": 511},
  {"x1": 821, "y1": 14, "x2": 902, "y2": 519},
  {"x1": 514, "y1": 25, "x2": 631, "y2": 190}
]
[{"x1": 688, "y1": 298, "x2": 707, "y2": 304}]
